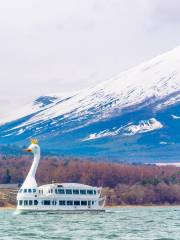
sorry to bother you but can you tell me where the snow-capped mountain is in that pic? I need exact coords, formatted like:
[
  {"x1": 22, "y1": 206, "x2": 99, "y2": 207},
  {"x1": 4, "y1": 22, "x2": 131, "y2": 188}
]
[{"x1": 0, "y1": 46, "x2": 180, "y2": 163}]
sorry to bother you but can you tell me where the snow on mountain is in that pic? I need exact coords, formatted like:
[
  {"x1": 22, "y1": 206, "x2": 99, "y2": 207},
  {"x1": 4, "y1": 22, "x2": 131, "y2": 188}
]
[
  {"x1": 0, "y1": 91, "x2": 77, "y2": 125},
  {"x1": 2, "y1": 46, "x2": 180, "y2": 127},
  {"x1": 0, "y1": 46, "x2": 180, "y2": 162},
  {"x1": 83, "y1": 118, "x2": 163, "y2": 141},
  {"x1": 82, "y1": 126, "x2": 127, "y2": 141},
  {"x1": 171, "y1": 115, "x2": 180, "y2": 119},
  {"x1": 123, "y1": 118, "x2": 163, "y2": 136}
]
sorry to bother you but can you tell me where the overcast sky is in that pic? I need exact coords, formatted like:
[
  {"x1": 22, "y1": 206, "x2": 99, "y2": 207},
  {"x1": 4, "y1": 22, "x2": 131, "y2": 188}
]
[{"x1": 1, "y1": 0, "x2": 180, "y2": 116}]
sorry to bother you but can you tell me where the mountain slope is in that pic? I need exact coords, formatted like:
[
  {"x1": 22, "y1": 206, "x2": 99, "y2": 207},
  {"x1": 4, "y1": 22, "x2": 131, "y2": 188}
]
[{"x1": 0, "y1": 46, "x2": 180, "y2": 163}]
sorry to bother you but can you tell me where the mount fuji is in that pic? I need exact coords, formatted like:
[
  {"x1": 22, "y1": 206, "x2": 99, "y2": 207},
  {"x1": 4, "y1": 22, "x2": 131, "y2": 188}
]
[{"x1": 0, "y1": 46, "x2": 180, "y2": 163}]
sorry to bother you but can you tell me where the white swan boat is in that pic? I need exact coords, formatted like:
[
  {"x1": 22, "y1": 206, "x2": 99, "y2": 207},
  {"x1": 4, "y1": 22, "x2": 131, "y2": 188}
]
[{"x1": 16, "y1": 140, "x2": 105, "y2": 212}]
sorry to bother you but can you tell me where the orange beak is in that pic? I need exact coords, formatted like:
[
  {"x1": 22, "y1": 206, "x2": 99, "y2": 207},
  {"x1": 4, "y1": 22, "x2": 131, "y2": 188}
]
[{"x1": 24, "y1": 148, "x2": 32, "y2": 152}]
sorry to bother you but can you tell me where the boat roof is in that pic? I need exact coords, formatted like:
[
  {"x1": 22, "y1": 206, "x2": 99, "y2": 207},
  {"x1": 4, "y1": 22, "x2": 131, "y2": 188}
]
[{"x1": 39, "y1": 183, "x2": 99, "y2": 189}]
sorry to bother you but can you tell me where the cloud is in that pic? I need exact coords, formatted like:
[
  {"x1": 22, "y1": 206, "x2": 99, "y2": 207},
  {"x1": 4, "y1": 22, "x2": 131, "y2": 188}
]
[
  {"x1": 140, "y1": 0, "x2": 180, "y2": 31},
  {"x1": 151, "y1": 0, "x2": 180, "y2": 24}
]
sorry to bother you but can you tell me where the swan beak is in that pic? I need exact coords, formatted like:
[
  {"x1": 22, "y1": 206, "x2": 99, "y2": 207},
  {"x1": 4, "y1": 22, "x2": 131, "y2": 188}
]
[{"x1": 24, "y1": 148, "x2": 32, "y2": 152}]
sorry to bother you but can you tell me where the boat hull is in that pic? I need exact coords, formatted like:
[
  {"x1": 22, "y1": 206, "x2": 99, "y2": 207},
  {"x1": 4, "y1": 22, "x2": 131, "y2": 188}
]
[{"x1": 16, "y1": 208, "x2": 105, "y2": 214}]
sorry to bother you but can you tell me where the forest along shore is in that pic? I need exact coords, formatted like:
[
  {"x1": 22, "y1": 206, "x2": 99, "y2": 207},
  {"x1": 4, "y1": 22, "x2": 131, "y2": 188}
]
[
  {"x1": 0, "y1": 184, "x2": 18, "y2": 207},
  {"x1": 0, "y1": 156, "x2": 180, "y2": 206}
]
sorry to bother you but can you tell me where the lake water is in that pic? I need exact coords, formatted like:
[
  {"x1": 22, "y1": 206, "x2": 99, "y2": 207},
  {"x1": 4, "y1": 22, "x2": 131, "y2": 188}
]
[{"x1": 0, "y1": 207, "x2": 180, "y2": 240}]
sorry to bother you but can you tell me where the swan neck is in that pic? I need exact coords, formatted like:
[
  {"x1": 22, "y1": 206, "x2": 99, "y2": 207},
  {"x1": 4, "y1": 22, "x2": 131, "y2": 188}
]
[{"x1": 27, "y1": 152, "x2": 40, "y2": 179}]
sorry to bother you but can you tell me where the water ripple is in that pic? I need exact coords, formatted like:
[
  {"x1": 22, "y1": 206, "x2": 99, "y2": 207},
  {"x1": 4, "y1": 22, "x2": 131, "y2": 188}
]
[{"x1": 0, "y1": 207, "x2": 179, "y2": 240}]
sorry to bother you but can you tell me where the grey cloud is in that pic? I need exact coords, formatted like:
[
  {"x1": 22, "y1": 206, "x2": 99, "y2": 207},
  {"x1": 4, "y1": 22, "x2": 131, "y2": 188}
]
[{"x1": 145, "y1": 0, "x2": 180, "y2": 31}]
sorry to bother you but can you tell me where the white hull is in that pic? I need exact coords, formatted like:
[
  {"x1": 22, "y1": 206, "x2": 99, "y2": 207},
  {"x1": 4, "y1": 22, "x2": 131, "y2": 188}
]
[{"x1": 16, "y1": 208, "x2": 105, "y2": 214}]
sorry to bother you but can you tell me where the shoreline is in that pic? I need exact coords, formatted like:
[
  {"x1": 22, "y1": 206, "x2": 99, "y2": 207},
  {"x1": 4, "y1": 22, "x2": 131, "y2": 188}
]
[
  {"x1": 1, "y1": 205, "x2": 180, "y2": 210},
  {"x1": 106, "y1": 204, "x2": 180, "y2": 208},
  {"x1": 0, "y1": 206, "x2": 16, "y2": 210}
]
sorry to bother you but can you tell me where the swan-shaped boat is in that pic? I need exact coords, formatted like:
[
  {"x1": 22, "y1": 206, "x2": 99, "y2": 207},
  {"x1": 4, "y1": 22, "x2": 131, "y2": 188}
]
[{"x1": 16, "y1": 140, "x2": 105, "y2": 212}]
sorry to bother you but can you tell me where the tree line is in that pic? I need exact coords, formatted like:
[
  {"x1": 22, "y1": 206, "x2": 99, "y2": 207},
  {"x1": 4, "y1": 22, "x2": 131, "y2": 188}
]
[{"x1": 0, "y1": 155, "x2": 180, "y2": 205}]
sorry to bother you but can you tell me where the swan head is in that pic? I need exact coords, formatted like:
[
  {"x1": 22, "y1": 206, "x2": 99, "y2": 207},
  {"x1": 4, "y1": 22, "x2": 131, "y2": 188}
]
[{"x1": 24, "y1": 139, "x2": 40, "y2": 155}]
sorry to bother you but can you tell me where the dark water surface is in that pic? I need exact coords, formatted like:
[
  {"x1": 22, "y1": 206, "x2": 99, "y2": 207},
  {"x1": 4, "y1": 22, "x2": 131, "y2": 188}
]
[{"x1": 0, "y1": 207, "x2": 180, "y2": 240}]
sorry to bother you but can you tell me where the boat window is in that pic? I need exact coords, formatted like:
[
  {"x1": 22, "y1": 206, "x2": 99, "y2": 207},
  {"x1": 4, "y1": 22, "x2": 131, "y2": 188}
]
[
  {"x1": 24, "y1": 189, "x2": 27, "y2": 193},
  {"x1": 66, "y1": 189, "x2": 72, "y2": 194},
  {"x1": 92, "y1": 201, "x2": 94, "y2": 205},
  {"x1": 94, "y1": 190, "x2": 96, "y2": 195},
  {"x1": 33, "y1": 189, "x2": 36, "y2": 193},
  {"x1": 81, "y1": 201, "x2": 87, "y2": 206},
  {"x1": 29, "y1": 200, "x2": 33, "y2": 206},
  {"x1": 24, "y1": 200, "x2": 28, "y2": 206},
  {"x1": 19, "y1": 200, "x2": 23, "y2": 206},
  {"x1": 74, "y1": 201, "x2": 80, "y2": 206},
  {"x1": 19, "y1": 189, "x2": 23, "y2": 193},
  {"x1": 80, "y1": 190, "x2": 86, "y2": 195},
  {"x1": 52, "y1": 200, "x2": 57, "y2": 205},
  {"x1": 87, "y1": 190, "x2": 93, "y2": 195},
  {"x1": 57, "y1": 185, "x2": 63, "y2": 188},
  {"x1": 73, "y1": 189, "x2": 79, "y2": 194},
  {"x1": 28, "y1": 189, "x2": 32, "y2": 193},
  {"x1": 51, "y1": 189, "x2": 53, "y2": 193},
  {"x1": 34, "y1": 200, "x2": 38, "y2": 205},
  {"x1": 43, "y1": 200, "x2": 51, "y2": 205},
  {"x1": 59, "y1": 200, "x2": 65, "y2": 205},
  {"x1": 88, "y1": 201, "x2": 91, "y2": 206},
  {"x1": 67, "y1": 200, "x2": 73, "y2": 206},
  {"x1": 58, "y1": 189, "x2": 65, "y2": 194}
]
